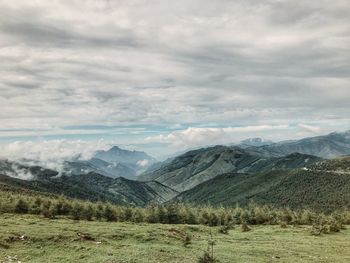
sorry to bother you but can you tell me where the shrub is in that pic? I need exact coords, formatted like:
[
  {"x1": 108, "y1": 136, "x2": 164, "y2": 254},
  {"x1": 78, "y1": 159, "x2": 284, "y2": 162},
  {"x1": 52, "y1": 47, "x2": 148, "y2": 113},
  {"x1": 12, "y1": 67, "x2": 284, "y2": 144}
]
[
  {"x1": 83, "y1": 205, "x2": 94, "y2": 221},
  {"x1": 131, "y1": 209, "x2": 145, "y2": 223},
  {"x1": 157, "y1": 206, "x2": 168, "y2": 224},
  {"x1": 167, "y1": 204, "x2": 181, "y2": 224},
  {"x1": 279, "y1": 221, "x2": 288, "y2": 228},
  {"x1": 310, "y1": 224, "x2": 326, "y2": 236},
  {"x1": 147, "y1": 204, "x2": 159, "y2": 223},
  {"x1": 71, "y1": 202, "x2": 84, "y2": 220},
  {"x1": 29, "y1": 198, "x2": 43, "y2": 214},
  {"x1": 104, "y1": 204, "x2": 117, "y2": 222},
  {"x1": 14, "y1": 199, "x2": 29, "y2": 214},
  {"x1": 182, "y1": 233, "x2": 192, "y2": 247},
  {"x1": 42, "y1": 207, "x2": 56, "y2": 219},
  {"x1": 328, "y1": 219, "x2": 342, "y2": 233},
  {"x1": 54, "y1": 199, "x2": 72, "y2": 215},
  {"x1": 198, "y1": 232, "x2": 216, "y2": 263},
  {"x1": 208, "y1": 213, "x2": 220, "y2": 226},
  {"x1": 198, "y1": 251, "x2": 215, "y2": 263},
  {"x1": 94, "y1": 203, "x2": 104, "y2": 221},
  {"x1": 240, "y1": 222, "x2": 251, "y2": 232},
  {"x1": 219, "y1": 222, "x2": 234, "y2": 234}
]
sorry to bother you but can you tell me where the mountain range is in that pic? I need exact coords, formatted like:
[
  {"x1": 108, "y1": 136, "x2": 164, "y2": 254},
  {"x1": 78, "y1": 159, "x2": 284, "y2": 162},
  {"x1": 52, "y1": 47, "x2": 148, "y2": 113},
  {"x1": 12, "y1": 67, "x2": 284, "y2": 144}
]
[
  {"x1": 61, "y1": 146, "x2": 156, "y2": 180},
  {"x1": 175, "y1": 157, "x2": 350, "y2": 212},
  {"x1": 0, "y1": 130, "x2": 349, "y2": 212},
  {"x1": 0, "y1": 159, "x2": 177, "y2": 206},
  {"x1": 138, "y1": 146, "x2": 322, "y2": 191},
  {"x1": 247, "y1": 130, "x2": 350, "y2": 159}
]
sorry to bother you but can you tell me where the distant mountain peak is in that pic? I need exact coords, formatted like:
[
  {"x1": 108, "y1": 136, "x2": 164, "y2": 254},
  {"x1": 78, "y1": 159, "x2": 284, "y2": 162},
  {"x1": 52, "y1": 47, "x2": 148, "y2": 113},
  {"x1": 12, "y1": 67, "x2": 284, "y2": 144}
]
[
  {"x1": 109, "y1": 146, "x2": 121, "y2": 151},
  {"x1": 239, "y1": 137, "x2": 274, "y2": 148},
  {"x1": 93, "y1": 146, "x2": 156, "y2": 178}
]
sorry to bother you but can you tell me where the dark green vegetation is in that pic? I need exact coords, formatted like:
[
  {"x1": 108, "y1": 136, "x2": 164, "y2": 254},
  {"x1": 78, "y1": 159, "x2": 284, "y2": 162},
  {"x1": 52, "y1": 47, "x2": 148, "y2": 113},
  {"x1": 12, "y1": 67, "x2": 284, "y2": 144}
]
[
  {"x1": 1, "y1": 153, "x2": 350, "y2": 214},
  {"x1": 138, "y1": 146, "x2": 321, "y2": 191},
  {"x1": 176, "y1": 167, "x2": 350, "y2": 213},
  {"x1": 176, "y1": 157, "x2": 350, "y2": 213},
  {"x1": 1, "y1": 183, "x2": 350, "y2": 226},
  {"x1": 0, "y1": 160, "x2": 177, "y2": 206},
  {"x1": 308, "y1": 156, "x2": 350, "y2": 173}
]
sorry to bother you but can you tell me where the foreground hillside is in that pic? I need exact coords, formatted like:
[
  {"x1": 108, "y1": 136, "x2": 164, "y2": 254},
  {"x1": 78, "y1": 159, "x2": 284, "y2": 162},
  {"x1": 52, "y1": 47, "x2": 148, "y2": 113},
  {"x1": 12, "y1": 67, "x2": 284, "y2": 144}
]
[
  {"x1": 176, "y1": 157, "x2": 350, "y2": 213},
  {"x1": 0, "y1": 214, "x2": 350, "y2": 263}
]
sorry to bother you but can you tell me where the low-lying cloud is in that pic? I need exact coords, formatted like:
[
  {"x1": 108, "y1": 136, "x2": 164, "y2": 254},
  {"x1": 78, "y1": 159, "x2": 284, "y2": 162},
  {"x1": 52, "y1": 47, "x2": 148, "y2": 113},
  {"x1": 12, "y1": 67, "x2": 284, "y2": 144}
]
[
  {"x1": 0, "y1": 140, "x2": 110, "y2": 172},
  {"x1": 145, "y1": 124, "x2": 331, "y2": 150},
  {"x1": 3, "y1": 163, "x2": 34, "y2": 180}
]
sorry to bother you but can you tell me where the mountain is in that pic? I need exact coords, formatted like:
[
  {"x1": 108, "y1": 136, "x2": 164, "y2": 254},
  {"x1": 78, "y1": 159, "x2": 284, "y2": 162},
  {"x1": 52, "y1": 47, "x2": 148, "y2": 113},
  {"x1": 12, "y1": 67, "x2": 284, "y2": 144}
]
[
  {"x1": 241, "y1": 152, "x2": 322, "y2": 173},
  {"x1": 94, "y1": 146, "x2": 156, "y2": 167},
  {"x1": 92, "y1": 146, "x2": 157, "y2": 178},
  {"x1": 138, "y1": 145, "x2": 321, "y2": 192},
  {"x1": 175, "y1": 157, "x2": 350, "y2": 213},
  {"x1": 63, "y1": 158, "x2": 138, "y2": 179},
  {"x1": 238, "y1": 138, "x2": 274, "y2": 148},
  {"x1": 0, "y1": 160, "x2": 177, "y2": 206},
  {"x1": 249, "y1": 130, "x2": 350, "y2": 159}
]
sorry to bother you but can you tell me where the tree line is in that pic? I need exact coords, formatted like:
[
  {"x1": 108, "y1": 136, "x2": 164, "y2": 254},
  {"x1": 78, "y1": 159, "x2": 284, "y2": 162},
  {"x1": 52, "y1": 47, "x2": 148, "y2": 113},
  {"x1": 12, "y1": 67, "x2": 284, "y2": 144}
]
[{"x1": 1, "y1": 188, "x2": 349, "y2": 227}]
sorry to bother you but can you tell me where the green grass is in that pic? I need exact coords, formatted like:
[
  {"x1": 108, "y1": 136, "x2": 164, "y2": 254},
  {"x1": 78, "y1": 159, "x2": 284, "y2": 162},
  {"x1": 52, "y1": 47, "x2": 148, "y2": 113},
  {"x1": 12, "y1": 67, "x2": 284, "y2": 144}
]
[{"x1": 1, "y1": 214, "x2": 350, "y2": 263}]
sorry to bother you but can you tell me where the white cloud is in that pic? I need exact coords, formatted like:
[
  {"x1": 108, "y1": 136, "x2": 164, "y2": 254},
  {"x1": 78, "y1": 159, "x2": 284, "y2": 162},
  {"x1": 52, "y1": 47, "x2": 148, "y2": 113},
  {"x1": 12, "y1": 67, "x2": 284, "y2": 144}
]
[
  {"x1": 0, "y1": 0, "x2": 349, "y2": 149},
  {"x1": 297, "y1": 123, "x2": 322, "y2": 133},
  {"x1": 0, "y1": 140, "x2": 110, "y2": 172},
  {"x1": 3, "y1": 163, "x2": 34, "y2": 180},
  {"x1": 137, "y1": 159, "x2": 149, "y2": 167},
  {"x1": 144, "y1": 124, "x2": 347, "y2": 151},
  {"x1": 145, "y1": 125, "x2": 290, "y2": 148}
]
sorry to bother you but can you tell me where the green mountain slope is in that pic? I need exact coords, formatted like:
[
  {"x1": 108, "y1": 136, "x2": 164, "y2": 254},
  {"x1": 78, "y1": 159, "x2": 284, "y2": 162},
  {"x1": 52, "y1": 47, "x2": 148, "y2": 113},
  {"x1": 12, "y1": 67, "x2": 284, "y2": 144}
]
[
  {"x1": 175, "y1": 157, "x2": 350, "y2": 212},
  {"x1": 138, "y1": 146, "x2": 321, "y2": 192},
  {"x1": 0, "y1": 160, "x2": 178, "y2": 206}
]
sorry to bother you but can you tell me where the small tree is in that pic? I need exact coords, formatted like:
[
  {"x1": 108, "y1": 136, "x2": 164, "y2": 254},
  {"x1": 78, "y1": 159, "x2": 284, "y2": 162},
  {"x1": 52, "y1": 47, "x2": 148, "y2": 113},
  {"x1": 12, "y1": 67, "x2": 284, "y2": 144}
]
[
  {"x1": 83, "y1": 204, "x2": 94, "y2": 221},
  {"x1": 15, "y1": 199, "x2": 29, "y2": 214},
  {"x1": 167, "y1": 204, "x2": 180, "y2": 224},
  {"x1": 158, "y1": 206, "x2": 168, "y2": 224},
  {"x1": 104, "y1": 204, "x2": 117, "y2": 222},
  {"x1": 240, "y1": 222, "x2": 251, "y2": 232},
  {"x1": 198, "y1": 231, "x2": 216, "y2": 263},
  {"x1": 71, "y1": 202, "x2": 84, "y2": 220},
  {"x1": 94, "y1": 203, "x2": 104, "y2": 221},
  {"x1": 182, "y1": 232, "x2": 192, "y2": 247}
]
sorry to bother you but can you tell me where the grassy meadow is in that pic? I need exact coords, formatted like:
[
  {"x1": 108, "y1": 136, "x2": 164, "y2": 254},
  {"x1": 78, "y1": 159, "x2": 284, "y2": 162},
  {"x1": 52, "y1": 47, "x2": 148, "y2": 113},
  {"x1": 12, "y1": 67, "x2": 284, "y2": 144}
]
[{"x1": 0, "y1": 214, "x2": 349, "y2": 263}]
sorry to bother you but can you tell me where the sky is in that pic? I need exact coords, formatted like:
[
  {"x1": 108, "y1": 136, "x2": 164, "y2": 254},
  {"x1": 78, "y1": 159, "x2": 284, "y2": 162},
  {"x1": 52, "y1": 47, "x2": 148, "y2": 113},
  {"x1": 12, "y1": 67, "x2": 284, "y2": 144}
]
[{"x1": 0, "y1": 0, "x2": 349, "y2": 159}]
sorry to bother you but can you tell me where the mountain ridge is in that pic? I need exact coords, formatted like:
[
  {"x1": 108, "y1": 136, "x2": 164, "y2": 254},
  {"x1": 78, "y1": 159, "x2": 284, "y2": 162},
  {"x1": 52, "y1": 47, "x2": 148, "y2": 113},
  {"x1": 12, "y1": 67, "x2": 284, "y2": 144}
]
[
  {"x1": 0, "y1": 159, "x2": 177, "y2": 206},
  {"x1": 248, "y1": 130, "x2": 350, "y2": 159},
  {"x1": 174, "y1": 156, "x2": 350, "y2": 212},
  {"x1": 138, "y1": 145, "x2": 321, "y2": 191}
]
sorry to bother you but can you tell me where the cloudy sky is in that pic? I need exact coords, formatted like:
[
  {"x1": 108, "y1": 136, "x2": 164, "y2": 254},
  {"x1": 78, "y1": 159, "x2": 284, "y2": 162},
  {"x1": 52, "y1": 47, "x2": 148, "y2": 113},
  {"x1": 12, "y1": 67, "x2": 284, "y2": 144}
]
[{"x1": 0, "y1": 0, "x2": 349, "y2": 158}]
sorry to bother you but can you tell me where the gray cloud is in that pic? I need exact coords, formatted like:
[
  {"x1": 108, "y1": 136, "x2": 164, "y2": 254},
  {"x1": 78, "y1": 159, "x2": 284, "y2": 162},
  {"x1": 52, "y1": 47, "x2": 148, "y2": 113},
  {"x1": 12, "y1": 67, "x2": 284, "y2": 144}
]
[{"x1": 0, "y1": 0, "x2": 349, "y2": 152}]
